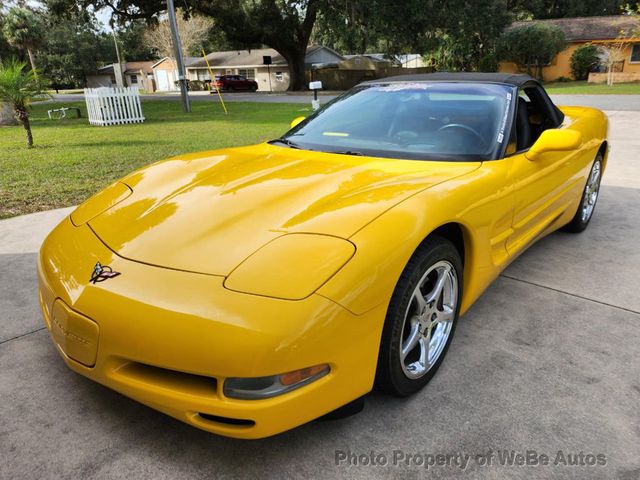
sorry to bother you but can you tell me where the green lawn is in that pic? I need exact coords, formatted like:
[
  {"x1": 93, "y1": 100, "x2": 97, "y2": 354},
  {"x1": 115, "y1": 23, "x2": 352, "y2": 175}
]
[
  {"x1": 544, "y1": 80, "x2": 640, "y2": 94},
  {"x1": 0, "y1": 100, "x2": 311, "y2": 219}
]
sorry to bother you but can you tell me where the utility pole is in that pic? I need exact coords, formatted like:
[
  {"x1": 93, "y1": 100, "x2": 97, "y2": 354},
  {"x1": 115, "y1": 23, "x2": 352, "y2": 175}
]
[
  {"x1": 112, "y1": 30, "x2": 122, "y2": 65},
  {"x1": 167, "y1": 0, "x2": 191, "y2": 113}
]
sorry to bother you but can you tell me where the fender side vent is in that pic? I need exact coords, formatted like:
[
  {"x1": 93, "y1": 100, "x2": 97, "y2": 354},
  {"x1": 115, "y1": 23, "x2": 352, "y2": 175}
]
[{"x1": 197, "y1": 413, "x2": 255, "y2": 427}]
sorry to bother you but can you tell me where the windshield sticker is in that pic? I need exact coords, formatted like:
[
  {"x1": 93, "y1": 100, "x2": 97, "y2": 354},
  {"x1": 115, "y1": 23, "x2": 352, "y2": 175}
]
[
  {"x1": 323, "y1": 131, "x2": 350, "y2": 137},
  {"x1": 496, "y1": 92, "x2": 512, "y2": 144},
  {"x1": 375, "y1": 83, "x2": 431, "y2": 92}
]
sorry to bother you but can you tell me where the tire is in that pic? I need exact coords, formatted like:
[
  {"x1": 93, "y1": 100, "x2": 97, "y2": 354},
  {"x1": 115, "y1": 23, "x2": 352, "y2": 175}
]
[
  {"x1": 375, "y1": 236, "x2": 463, "y2": 396},
  {"x1": 563, "y1": 153, "x2": 603, "y2": 233}
]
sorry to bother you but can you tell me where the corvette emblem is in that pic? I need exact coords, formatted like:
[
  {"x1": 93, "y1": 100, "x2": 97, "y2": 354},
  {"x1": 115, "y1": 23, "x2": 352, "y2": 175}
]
[{"x1": 90, "y1": 262, "x2": 120, "y2": 284}]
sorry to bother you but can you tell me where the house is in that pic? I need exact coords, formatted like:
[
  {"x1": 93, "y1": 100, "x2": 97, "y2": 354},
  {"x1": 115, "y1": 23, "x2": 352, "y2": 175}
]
[
  {"x1": 151, "y1": 46, "x2": 344, "y2": 92},
  {"x1": 340, "y1": 54, "x2": 399, "y2": 70},
  {"x1": 396, "y1": 54, "x2": 429, "y2": 68},
  {"x1": 152, "y1": 57, "x2": 199, "y2": 91},
  {"x1": 86, "y1": 61, "x2": 155, "y2": 90},
  {"x1": 499, "y1": 15, "x2": 640, "y2": 82}
]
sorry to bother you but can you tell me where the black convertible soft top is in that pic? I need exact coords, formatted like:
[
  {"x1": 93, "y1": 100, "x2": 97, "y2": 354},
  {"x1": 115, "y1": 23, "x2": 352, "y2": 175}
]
[
  {"x1": 366, "y1": 72, "x2": 538, "y2": 87},
  {"x1": 362, "y1": 71, "x2": 564, "y2": 128}
]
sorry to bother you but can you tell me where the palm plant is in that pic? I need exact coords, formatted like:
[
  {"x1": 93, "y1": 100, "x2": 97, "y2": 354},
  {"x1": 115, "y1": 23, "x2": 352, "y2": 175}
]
[
  {"x1": 2, "y1": 7, "x2": 44, "y2": 74},
  {"x1": 0, "y1": 58, "x2": 47, "y2": 147}
]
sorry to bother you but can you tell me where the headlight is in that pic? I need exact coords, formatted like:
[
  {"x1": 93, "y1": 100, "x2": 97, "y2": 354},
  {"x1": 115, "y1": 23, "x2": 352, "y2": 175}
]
[
  {"x1": 70, "y1": 181, "x2": 132, "y2": 226},
  {"x1": 224, "y1": 364, "x2": 330, "y2": 399},
  {"x1": 224, "y1": 233, "x2": 355, "y2": 300}
]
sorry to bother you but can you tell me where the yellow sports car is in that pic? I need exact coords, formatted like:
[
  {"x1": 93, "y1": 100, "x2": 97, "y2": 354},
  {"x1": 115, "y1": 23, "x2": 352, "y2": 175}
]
[{"x1": 38, "y1": 73, "x2": 608, "y2": 439}]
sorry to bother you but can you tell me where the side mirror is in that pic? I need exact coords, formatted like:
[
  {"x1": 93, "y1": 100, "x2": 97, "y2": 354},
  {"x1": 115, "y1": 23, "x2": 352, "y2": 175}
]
[
  {"x1": 290, "y1": 116, "x2": 306, "y2": 129},
  {"x1": 526, "y1": 129, "x2": 582, "y2": 161}
]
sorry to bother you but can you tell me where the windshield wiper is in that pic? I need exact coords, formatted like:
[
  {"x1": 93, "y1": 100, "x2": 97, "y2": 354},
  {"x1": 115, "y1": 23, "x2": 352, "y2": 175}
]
[
  {"x1": 269, "y1": 138, "x2": 301, "y2": 149},
  {"x1": 333, "y1": 150, "x2": 365, "y2": 156}
]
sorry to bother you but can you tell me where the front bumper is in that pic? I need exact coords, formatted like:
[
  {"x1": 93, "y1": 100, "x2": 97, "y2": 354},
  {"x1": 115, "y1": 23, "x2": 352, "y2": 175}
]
[{"x1": 38, "y1": 217, "x2": 384, "y2": 438}]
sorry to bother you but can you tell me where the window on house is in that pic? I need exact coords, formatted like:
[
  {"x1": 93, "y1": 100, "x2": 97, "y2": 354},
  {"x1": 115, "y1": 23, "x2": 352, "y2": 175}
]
[
  {"x1": 197, "y1": 70, "x2": 211, "y2": 81},
  {"x1": 275, "y1": 71, "x2": 284, "y2": 81},
  {"x1": 631, "y1": 44, "x2": 640, "y2": 63},
  {"x1": 129, "y1": 75, "x2": 138, "y2": 84},
  {"x1": 237, "y1": 68, "x2": 256, "y2": 79}
]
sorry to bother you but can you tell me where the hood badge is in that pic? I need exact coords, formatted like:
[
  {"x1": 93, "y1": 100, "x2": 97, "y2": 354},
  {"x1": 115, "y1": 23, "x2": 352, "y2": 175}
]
[{"x1": 90, "y1": 262, "x2": 120, "y2": 284}]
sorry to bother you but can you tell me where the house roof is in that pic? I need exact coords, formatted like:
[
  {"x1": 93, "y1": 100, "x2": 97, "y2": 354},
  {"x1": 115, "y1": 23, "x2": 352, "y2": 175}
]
[
  {"x1": 187, "y1": 46, "x2": 340, "y2": 69},
  {"x1": 151, "y1": 57, "x2": 200, "y2": 69},
  {"x1": 188, "y1": 48, "x2": 287, "y2": 69},
  {"x1": 509, "y1": 15, "x2": 640, "y2": 42},
  {"x1": 396, "y1": 54, "x2": 423, "y2": 64},
  {"x1": 95, "y1": 61, "x2": 154, "y2": 76},
  {"x1": 123, "y1": 61, "x2": 154, "y2": 75},
  {"x1": 343, "y1": 54, "x2": 396, "y2": 63},
  {"x1": 96, "y1": 65, "x2": 115, "y2": 75}
]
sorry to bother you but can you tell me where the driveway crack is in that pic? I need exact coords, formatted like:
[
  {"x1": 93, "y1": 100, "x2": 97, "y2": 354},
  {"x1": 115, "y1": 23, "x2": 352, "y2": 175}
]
[
  {"x1": 0, "y1": 327, "x2": 46, "y2": 346},
  {"x1": 500, "y1": 274, "x2": 640, "y2": 316}
]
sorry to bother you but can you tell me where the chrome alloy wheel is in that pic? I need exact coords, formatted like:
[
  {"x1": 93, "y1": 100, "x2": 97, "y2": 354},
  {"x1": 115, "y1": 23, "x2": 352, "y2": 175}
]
[
  {"x1": 399, "y1": 260, "x2": 458, "y2": 379},
  {"x1": 581, "y1": 159, "x2": 601, "y2": 223}
]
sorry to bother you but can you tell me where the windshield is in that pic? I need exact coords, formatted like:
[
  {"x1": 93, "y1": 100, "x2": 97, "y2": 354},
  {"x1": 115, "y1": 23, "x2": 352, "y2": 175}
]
[{"x1": 277, "y1": 82, "x2": 514, "y2": 161}]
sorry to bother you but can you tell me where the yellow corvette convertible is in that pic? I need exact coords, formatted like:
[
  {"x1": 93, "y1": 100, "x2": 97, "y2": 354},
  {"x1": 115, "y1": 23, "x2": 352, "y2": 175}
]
[{"x1": 38, "y1": 73, "x2": 608, "y2": 438}]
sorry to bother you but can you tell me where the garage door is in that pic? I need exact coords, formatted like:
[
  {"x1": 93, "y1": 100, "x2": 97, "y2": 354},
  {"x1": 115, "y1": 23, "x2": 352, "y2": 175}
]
[{"x1": 156, "y1": 70, "x2": 170, "y2": 91}]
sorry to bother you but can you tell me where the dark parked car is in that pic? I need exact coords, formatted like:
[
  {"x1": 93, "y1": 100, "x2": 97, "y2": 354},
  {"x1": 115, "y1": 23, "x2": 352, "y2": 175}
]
[{"x1": 214, "y1": 75, "x2": 258, "y2": 92}]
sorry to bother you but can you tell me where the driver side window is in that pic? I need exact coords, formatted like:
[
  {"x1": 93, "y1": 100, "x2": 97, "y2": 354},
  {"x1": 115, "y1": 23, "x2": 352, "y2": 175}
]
[{"x1": 514, "y1": 86, "x2": 558, "y2": 152}]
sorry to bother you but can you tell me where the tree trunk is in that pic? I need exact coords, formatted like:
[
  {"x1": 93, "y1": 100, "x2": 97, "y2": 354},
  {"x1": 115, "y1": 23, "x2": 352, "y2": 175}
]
[
  {"x1": 15, "y1": 106, "x2": 33, "y2": 147},
  {"x1": 284, "y1": 49, "x2": 307, "y2": 91},
  {"x1": 26, "y1": 47, "x2": 38, "y2": 77}
]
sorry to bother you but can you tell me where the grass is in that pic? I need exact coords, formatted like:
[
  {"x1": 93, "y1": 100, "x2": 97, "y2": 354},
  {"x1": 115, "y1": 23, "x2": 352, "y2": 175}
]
[
  {"x1": 0, "y1": 100, "x2": 311, "y2": 219},
  {"x1": 544, "y1": 80, "x2": 640, "y2": 94}
]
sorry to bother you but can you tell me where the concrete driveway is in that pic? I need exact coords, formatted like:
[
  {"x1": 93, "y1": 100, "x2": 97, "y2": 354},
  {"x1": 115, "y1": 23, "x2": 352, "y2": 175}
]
[{"x1": 1, "y1": 112, "x2": 639, "y2": 479}]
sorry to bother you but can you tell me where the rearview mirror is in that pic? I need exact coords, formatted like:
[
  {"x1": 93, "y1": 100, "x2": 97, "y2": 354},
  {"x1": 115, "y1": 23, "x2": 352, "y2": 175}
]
[
  {"x1": 290, "y1": 116, "x2": 306, "y2": 129},
  {"x1": 526, "y1": 129, "x2": 582, "y2": 161}
]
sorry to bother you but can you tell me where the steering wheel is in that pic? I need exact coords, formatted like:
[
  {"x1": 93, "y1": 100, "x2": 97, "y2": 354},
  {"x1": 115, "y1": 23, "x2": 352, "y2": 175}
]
[{"x1": 437, "y1": 123, "x2": 487, "y2": 148}]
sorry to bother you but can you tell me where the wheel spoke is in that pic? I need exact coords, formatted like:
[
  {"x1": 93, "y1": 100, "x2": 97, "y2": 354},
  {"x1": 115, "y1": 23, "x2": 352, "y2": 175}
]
[
  {"x1": 436, "y1": 305, "x2": 455, "y2": 323},
  {"x1": 425, "y1": 267, "x2": 448, "y2": 304},
  {"x1": 419, "y1": 335, "x2": 429, "y2": 369},
  {"x1": 412, "y1": 284, "x2": 428, "y2": 313},
  {"x1": 401, "y1": 318, "x2": 421, "y2": 360}
]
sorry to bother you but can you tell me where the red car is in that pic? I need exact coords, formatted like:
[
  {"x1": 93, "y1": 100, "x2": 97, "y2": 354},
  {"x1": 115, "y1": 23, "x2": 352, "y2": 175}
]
[{"x1": 214, "y1": 75, "x2": 258, "y2": 92}]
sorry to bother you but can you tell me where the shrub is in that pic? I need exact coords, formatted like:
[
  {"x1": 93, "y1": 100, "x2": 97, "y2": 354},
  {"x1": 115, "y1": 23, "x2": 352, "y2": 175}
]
[
  {"x1": 497, "y1": 23, "x2": 566, "y2": 80},
  {"x1": 478, "y1": 52, "x2": 499, "y2": 72},
  {"x1": 570, "y1": 44, "x2": 600, "y2": 81}
]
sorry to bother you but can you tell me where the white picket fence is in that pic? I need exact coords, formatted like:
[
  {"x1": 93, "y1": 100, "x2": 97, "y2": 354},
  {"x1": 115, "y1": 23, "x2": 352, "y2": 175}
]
[{"x1": 84, "y1": 86, "x2": 145, "y2": 126}]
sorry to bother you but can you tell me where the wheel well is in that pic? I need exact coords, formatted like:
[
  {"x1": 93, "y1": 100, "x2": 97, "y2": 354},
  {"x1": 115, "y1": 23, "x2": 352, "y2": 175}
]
[
  {"x1": 430, "y1": 223, "x2": 465, "y2": 264},
  {"x1": 598, "y1": 141, "x2": 608, "y2": 168}
]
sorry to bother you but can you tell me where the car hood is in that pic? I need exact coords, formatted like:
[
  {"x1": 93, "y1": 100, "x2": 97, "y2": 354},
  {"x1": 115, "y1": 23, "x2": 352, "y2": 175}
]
[{"x1": 88, "y1": 144, "x2": 479, "y2": 276}]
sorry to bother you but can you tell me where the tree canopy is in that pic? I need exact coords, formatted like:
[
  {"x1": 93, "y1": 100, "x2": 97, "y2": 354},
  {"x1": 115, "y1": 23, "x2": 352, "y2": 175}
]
[
  {"x1": 2, "y1": 7, "x2": 44, "y2": 71},
  {"x1": 143, "y1": 10, "x2": 213, "y2": 60},
  {"x1": 497, "y1": 23, "x2": 566, "y2": 79},
  {"x1": 506, "y1": 0, "x2": 637, "y2": 19},
  {"x1": 4, "y1": 0, "x2": 638, "y2": 90},
  {"x1": 37, "y1": 10, "x2": 116, "y2": 88}
]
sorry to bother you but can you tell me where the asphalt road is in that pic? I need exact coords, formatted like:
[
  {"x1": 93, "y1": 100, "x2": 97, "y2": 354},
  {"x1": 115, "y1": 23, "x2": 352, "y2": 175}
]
[
  {"x1": 47, "y1": 91, "x2": 640, "y2": 111},
  {"x1": 1, "y1": 111, "x2": 639, "y2": 479}
]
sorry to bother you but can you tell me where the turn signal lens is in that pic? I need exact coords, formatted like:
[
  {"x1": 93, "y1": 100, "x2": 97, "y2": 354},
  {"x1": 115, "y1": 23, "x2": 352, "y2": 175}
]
[
  {"x1": 224, "y1": 364, "x2": 330, "y2": 400},
  {"x1": 279, "y1": 364, "x2": 329, "y2": 386}
]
